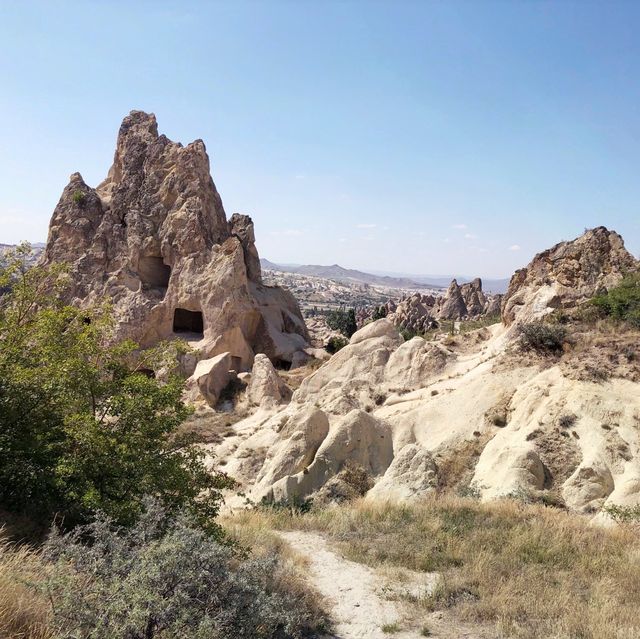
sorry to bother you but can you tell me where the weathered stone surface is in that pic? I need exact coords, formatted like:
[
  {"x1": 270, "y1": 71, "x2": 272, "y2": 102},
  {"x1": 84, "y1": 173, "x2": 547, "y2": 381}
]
[
  {"x1": 187, "y1": 352, "x2": 232, "y2": 407},
  {"x1": 41, "y1": 111, "x2": 309, "y2": 378},
  {"x1": 501, "y1": 226, "x2": 638, "y2": 326},
  {"x1": 437, "y1": 279, "x2": 468, "y2": 320},
  {"x1": 247, "y1": 354, "x2": 292, "y2": 407}
]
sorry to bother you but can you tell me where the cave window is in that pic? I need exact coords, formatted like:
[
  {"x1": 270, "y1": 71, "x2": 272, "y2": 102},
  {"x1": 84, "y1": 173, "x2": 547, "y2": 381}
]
[
  {"x1": 272, "y1": 358, "x2": 291, "y2": 371},
  {"x1": 173, "y1": 308, "x2": 204, "y2": 336},
  {"x1": 139, "y1": 256, "x2": 171, "y2": 289}
]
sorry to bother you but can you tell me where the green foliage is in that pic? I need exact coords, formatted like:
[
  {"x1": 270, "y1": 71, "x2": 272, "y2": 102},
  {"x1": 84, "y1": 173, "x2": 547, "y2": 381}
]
[
  {"x1": 591, "y1": 273, "x2": 640, "y2": 327},
  {"x1": 518, "y1": 321, "x2": 567, "y2": 354},
  {"x1": 602, "y1": 503, "x2": 640, "y2": 525},
  {"x1": 0, "y1": 246, "x2": 234, "y2": 533},
  {"x1": 325, "y1": 335, "x2": 348, "y2": 354},
  {"x1": 399, "y1": 327, "x2": 420, "y2": 341},
  {"x1": 325, "y1": 307, "x2": 357, "y2": 338},
  {"x1": 371, "y1": 305, "x2": 388, "y2": 321},
  {"x1": 43, "y1": 499, "x2": 324, "y2": 639},
  {"x1": 71, "y1": 190, "x2": 86, "y2": 206}
]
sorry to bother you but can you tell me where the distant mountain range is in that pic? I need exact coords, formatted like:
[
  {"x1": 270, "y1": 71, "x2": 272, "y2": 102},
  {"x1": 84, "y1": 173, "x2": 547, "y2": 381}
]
[{"x1": 260, "y1": 259, "x2": 510, "y2": 293}]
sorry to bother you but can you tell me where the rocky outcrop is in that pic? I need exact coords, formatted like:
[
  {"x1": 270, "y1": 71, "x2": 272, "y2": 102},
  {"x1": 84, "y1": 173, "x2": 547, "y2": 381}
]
[
  {"x1": 438, "y1": 279, "x2": 468, "y2": 320},
  {"x1": 460, "y1": 278, "x2": 486, "y2": 317},
  {"x1": 501, "y1": 226, "x2": 638, "y2": 326},
  {"x1": 42, "y1": 111, "x2": 309, "y2": 378},
  {"x1": 247, "y1": 354, "x2": 292, "y2": 407},
  {"x1": 211, "y1": 262, "x2": 640, "y2": 518},
  {"x1": 387, "y1": 293, "x2": 437, "y2": 333}
]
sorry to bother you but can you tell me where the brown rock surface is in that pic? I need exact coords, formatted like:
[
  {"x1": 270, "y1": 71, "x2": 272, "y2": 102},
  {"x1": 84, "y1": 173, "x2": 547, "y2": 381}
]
[
  {"x1": 42, "y1": 111, "x2": 309, "y2": 373},
  {"x1": 501, "y1": 226, "x2": 638, "y2": 326}
]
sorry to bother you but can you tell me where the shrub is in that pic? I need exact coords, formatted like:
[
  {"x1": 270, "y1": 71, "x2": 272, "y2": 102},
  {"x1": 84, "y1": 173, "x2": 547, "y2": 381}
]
[
  {"x1": 371, "y1": 305, "x2": 388, "y2": 321},
  {"x1": 325, "y1": 308, "x2": 357, "y2": 338},
  {"x1": 0, "y1": 246, "x2": 233, "y2": 534},
  {"x1": 591, "y1": 273, "x2": 640, "y2": 327},
  {"x1": 42, "y1": 500, "x2": 324, "y2": 639},
  {"x1": 325, "y1": 335, "x2": 348, "y2": 354},
  {"x1": 602, "y1": 503, "x2": 640, "y2": 525},
  {"x1": 558, "y1": 413, "x2": 577, "y2": 429},
  {"x1": 518, "y1": 321, "x2": 567, "y2": 354},
  {"x1": 71, "y1": 190, "x2": 86, "y2": 206}
]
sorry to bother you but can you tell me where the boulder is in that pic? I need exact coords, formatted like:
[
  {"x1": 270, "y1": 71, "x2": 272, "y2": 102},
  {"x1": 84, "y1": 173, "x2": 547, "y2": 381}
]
[
  {"x1": 188, "y1": 352, "x2": 232, "y2": 406},
  {"x1": 247, "y1": 354, "x2": 292, "y2": 407}
]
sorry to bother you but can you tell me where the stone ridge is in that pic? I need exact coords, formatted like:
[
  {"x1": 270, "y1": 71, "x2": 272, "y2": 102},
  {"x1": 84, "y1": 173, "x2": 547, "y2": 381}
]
[
  {"x1": 42, "y1": 110, "x2": 309, "y2": 375},
  {"x1": 501, "y1": 226, "x2": 638, "y2": 325}
]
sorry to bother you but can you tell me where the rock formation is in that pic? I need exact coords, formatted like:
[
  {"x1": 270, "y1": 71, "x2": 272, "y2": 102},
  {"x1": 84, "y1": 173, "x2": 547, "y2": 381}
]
[
  {"x1": 203, "y1": 228, "x2": 640, "y2": 521},
  {"x1": 501, "y1": 226, "x2": 638, "y2": 326},
  {"x1": 42, "y1": 111, "x2": 309, "y2": 383},
  {"x1": 385, "y1": 278, "x2": 500, "y2": 333}
]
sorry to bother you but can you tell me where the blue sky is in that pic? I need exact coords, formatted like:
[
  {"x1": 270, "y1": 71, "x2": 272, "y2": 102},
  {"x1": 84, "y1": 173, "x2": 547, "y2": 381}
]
[{"x1": 1, "y1": 1, "x2": 639, "y2": 278}]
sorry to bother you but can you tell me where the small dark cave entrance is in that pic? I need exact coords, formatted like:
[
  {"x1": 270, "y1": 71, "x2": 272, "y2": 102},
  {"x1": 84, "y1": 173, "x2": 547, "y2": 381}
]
[
  {"x1": 173, "y1": 308, "x2": 204, "y2": 336},
  {"x1": 139, "y1": 256, "x2": 171, "y2": 289},
  {"x1": 272, "y1": 358, "x2": 291, "y2": 371}
]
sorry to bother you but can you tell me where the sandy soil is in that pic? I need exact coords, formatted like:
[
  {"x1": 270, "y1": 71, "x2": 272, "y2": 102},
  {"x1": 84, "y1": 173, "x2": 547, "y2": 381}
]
[{"x1": 280, "y1": 530, "x2": 493, "y2": 639}]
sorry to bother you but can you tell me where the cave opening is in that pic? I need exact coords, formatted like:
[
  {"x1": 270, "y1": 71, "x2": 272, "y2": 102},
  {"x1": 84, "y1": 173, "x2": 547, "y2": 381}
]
[
  {"x1": 139, "y1": 256, "x2": 171, "y2": 289},
  {"x1": 173, "y1": 308, "x2": 204, "y2": 336}
]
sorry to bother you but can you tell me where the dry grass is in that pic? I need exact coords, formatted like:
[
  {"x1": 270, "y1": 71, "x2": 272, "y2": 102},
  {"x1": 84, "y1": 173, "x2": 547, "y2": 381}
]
[
  {"x1": 0, "y1": 534, "x2": 51, "y2": 639},
  {"x1": 232, "y1": 496, "x2": 640, "y2": 639},
  {"x1": 220, "y1": 514, "x2": 331, "y2": 632}
]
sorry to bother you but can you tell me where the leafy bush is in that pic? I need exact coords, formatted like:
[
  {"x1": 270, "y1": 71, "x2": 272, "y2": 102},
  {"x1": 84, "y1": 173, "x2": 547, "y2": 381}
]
[
  {"x1": 325, "y1": 335, "x2": 348, "y2": 354},
  {"x1": 602, "y1": 503, "x2": 640, "y2": 525},
  {"x1": 518, "y1": 321, "x2": 567, "y2": 354},
  {"x1": 591, "y1": 273, "x2": 640, "y2": 327},
  {"x1": 325, "y1": 308, "x2": 357, "y2": 338},
  {"x1": 0, "y1": 245, "x2": 233, "y2": 534},
  {"x1": 71, "y1": 190, "x2": 86, "y2": 206},
  {"x1": 371, "y1": 305, "x2": 388, "y2": 321},
  {"x1": 42, "y1": 500, "x2": 325, "y2": 639}
]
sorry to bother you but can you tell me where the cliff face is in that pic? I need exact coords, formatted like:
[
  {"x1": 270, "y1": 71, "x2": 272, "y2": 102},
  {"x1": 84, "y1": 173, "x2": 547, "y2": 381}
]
[
  {"x1": 501, "y1": 227, "x2": 638, "y2": 326},
  {"x1": 42, "y1": 110, "x2": 309, "y2": 371}
]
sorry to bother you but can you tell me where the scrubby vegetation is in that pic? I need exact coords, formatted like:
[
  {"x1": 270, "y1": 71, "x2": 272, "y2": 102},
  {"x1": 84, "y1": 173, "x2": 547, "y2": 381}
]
[
  {"x1": 40, "y1": 500, "x2": 326, "y2": 639},
  {"x1": 0, "y1": 246, "x2": 329, "y2": 639},
  {"x1": 0, "y1": 244, "x2": 232, "y2": 534},
  {"x1": 325, "y1": 335, "x2": 349, "y2": 353},
  {"x1": 591, "y1": 272, "x2": 640, "y2": 326},
  {"x1": 235, "y1": 496, "x2": 640, "y2": 639},
  {"x1": 517, "y1": 320, "x2": 567, "y2": 354},
  {"x1": 325, "y1": 307, "x2": 357, "y2": 338}
]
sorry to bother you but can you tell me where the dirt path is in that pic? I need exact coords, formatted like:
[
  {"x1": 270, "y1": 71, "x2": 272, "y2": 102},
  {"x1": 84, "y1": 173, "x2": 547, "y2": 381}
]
[{"x1": 279, "y1": 530, "x2": 435, "y2": 639}]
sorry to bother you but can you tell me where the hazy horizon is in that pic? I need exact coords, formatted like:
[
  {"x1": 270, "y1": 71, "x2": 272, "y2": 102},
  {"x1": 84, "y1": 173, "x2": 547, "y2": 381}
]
[{"x1": 2, "y1": 1, "x2": 639, "y2": 279}]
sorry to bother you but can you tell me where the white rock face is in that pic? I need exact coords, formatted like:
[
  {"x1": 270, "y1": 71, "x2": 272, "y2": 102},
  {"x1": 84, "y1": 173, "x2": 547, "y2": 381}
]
[
  {"x1": 198, "y1": 230, "x2": 640, "y2": 518},
  {"x1": 247, "y1": 354, "x2": 292, "y2": 407}
]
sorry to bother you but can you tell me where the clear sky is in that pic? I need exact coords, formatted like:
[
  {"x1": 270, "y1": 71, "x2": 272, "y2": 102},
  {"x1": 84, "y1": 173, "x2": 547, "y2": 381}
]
[{"x1": 1, "y1": 1, "x2": 639, "y2": 278}]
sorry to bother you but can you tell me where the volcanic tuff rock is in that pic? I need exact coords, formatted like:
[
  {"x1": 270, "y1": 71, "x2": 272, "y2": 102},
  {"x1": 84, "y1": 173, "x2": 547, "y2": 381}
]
[
  {"x1": 205, "y1": 228, "x2": 640, "y2": 520},
  {"x1": 385, "y1": 278, "x2": 500, "y2": 333},
  {"x1": 42, "y1": 111, "x2": 309, "y2": 378},
  {"x1": 501, "y1": 226, "x2": 638, "y2": 326}
]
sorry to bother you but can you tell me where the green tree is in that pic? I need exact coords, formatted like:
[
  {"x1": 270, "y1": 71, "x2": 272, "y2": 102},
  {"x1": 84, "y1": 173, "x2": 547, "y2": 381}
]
[
  {"x1": 325, "y1": 308, "x2": 357, "y2": 338},
  {"x1": 0, "y1": 244, "x2": 233, "y2": 534},
  {"x1": 371, "y1": 305, "x2": 388, "y2": 321}
]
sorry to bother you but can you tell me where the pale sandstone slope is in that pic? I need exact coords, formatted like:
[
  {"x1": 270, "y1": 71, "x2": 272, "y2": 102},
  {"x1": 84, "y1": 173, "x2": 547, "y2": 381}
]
[{"x1": 208, "y1": 227, "x2": 639, "y2": 517}]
